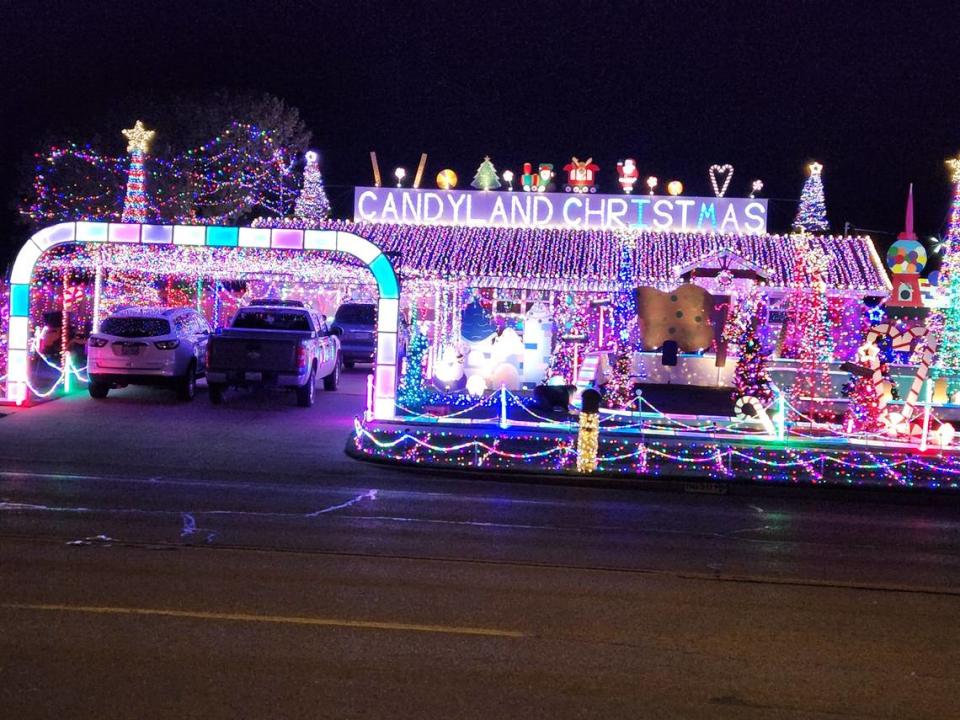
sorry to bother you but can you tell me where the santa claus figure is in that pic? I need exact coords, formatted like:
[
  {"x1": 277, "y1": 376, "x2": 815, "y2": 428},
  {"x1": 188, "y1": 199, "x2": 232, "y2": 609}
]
[{"x1": 617, "y1": 158, "x2": 639, "y2": 194}]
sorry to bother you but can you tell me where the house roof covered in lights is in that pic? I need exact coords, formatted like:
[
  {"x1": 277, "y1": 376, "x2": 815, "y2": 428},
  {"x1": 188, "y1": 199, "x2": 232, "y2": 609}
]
[{"x1": 326, "y1": 221, "x2": 891, "y2": 296}]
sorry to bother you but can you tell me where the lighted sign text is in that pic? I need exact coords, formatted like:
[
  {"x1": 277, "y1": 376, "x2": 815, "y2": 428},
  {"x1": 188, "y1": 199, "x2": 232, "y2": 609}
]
[{"x1": 354, "y1": 187, "x2": 768, "y2": 233}]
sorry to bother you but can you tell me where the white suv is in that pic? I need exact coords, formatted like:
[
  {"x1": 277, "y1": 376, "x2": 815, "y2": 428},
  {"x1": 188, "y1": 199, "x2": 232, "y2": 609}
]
[{"x1": 87, "y1": 307, "x2": 211, "y2": 401}]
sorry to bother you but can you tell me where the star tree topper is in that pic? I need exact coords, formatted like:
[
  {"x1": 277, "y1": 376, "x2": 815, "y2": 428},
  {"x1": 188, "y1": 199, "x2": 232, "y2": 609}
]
[
  {"x1": 808, "y1": 161, "x2": 823, "y2": 176},
  {"x1": 948, "y1": 154, "x2": 960, "y2": 183},
  {"x1": 122, "y1": 120, "x2": 155, "y2": 154}
]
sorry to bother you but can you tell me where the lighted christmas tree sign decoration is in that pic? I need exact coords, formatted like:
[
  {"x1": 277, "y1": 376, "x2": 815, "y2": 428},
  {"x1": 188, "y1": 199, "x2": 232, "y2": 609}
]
[
  {"x1": 794, "y1": 161, "x2": 829, "y2": 232},
  {"x1": 120, "y1": 120, "x2": 155, "y2": 223},
  {"x1": 471, "y1": 156, "x2": 501, "y2": 191},
  {"x1": 292, "y1": 150, "x2": 331, "y2": 226}
]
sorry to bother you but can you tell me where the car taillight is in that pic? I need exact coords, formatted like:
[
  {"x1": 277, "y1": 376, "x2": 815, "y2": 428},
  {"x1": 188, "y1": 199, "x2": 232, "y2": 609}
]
[
  {"x1": 154, "y1": 339, "x2": 180, "y2": 350},
  {"x1": 297, "y1": 343, "x2": 307, "y2": 369},
  {"x1": 88, "y1": 337, "x2": 108, "y2": 348}
]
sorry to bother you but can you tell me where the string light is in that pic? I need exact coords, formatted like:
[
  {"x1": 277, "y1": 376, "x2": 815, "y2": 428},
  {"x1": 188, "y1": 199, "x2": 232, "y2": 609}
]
[
  {"x1": 708, "y1": 164, "x2": 734, "y2": 198},
  {"x1": 22, "y1": 122, "x2": 302, "y2": 227},
  {"x1": 794, "y1": 161, "x2": 829, "y2": 232}
]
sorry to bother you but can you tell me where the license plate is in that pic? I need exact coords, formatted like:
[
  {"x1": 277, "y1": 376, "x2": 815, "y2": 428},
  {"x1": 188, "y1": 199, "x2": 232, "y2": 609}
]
[
  {"x1": 245, "y1": 371, "x2": 262, "y2": 382},
  {"x1": 121, "y1": 345, "x2": 140, "y2": 356}
]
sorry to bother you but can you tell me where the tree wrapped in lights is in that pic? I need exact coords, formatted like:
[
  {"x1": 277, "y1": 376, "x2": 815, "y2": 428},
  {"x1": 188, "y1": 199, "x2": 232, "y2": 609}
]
[
  {"x1": 548, "y1": 293, "x2": 589, "y2": 383},
  {"x1": 293, "y1": 150, "x2": 331, "y2": 225},
  {"x1": 396, "y1": 306, "x2": 430, "y2": 411},
  {"x1": 604, "y1": 242, "x2": 637, "y2": 408},
  {"x1": 786, "y1": 238, "x2": 834, "y2": 418},
  {"x1": 793, "y1": 161, "x2": 829, "y2": 233}
]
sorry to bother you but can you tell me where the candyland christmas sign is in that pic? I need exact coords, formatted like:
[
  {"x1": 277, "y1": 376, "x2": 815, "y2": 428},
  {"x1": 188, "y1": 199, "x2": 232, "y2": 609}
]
[{"x1": 354, "y1": 187, "x2": 768, "y2": 233}]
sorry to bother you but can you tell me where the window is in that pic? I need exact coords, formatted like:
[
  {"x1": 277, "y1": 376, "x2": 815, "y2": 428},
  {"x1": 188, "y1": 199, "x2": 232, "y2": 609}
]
[
  {"x1": 101, "y1": 317, "x2": 171, "y2": 338},
  {"x1": 232, "y1": 310, "x2": 311, "y2": 331},
  {"x1": 335, "y1": 304, "x2": 376, "y2": 325},
  {"x1": 492, "y1": 289, "x2": 554, "y2": 317}
]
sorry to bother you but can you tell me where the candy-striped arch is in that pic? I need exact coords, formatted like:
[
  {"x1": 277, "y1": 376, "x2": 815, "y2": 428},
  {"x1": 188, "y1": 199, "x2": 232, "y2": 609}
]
[{"x1": 5, "y1": 222, "x2": 400, "y2": 419}]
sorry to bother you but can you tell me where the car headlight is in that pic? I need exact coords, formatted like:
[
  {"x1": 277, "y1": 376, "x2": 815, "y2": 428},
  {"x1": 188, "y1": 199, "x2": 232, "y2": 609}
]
[{"x1": 88, "y1": 337, "x2": 108, "y2": 348}]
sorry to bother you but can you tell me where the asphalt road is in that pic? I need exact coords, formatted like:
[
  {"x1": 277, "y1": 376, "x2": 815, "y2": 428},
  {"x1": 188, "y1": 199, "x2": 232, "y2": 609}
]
[{"x1": 1, "y1": 371, "x2": 959, "y2": 718}]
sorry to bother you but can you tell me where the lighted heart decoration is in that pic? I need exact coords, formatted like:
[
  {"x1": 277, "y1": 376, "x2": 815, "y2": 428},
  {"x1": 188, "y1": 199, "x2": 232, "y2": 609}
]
[{"x1": 709, "y1": 164, "x2": 734, "y2": 198}]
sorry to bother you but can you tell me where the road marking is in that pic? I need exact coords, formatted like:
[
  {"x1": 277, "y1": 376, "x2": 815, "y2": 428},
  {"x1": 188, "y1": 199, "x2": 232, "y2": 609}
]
[{"x1": 1, "y1": 602, "x2": 526, "y2": 639}]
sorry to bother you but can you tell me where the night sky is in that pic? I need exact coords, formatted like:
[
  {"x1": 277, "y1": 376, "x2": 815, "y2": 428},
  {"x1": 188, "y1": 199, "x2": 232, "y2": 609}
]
[{"x1": 2, "y1": 1, "x2": 959, "y2": 263}]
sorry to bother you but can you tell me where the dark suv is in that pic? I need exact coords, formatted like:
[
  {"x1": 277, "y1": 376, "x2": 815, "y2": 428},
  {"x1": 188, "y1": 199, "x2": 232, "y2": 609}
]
[
  {"x1": 331, "y1": 303, "x2": 377, "y2": 367},
  {"x1": 331, "y1": 302, "x2": 408, "y2": 368}
]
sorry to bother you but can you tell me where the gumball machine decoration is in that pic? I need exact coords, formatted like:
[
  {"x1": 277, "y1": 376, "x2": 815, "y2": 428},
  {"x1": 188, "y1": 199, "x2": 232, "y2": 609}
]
[{"x1": 885, "y1": 185, "x2": 928, "y2": 318}]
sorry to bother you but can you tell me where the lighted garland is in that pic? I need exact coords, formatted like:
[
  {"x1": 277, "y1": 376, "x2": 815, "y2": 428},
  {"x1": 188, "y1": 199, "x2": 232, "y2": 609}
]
[
  {"x1": 326, "y1": 221, "x2": 887, "y2": 293},
  {"x1": 352, "y1": 418, "x2": 960, "y2": 489},
  {"x1": 21, "y1": 122, "x2": 301, "y2": 227}
]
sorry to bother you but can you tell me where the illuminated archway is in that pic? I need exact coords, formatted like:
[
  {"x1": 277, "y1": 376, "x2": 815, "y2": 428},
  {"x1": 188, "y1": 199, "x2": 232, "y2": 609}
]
[{"x1": 5, "y1": 222, "x2": 400, "y2": 419}]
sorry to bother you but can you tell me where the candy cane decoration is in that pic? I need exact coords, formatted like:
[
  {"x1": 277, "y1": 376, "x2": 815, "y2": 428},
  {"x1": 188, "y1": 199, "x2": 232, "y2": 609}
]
[
  {"x1": 734, "y1": 395, "x2": 776, "y2": 436},
  {"x1": 856, "y1": 322, "x2": 938, "y2": 436}
]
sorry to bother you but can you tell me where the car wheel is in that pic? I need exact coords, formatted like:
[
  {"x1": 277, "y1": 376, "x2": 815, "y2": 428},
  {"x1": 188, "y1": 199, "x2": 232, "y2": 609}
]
[
  {"x1": 88, "y1": 381, "x2": 109, "y2": 399},
  {"x1": 208, "y1": 383, "x2": 226, "y2": 405},
  {"x1": 323, "y1": 353, "x2": 340, "y2": 391},
  {"x1": 178, "y1": 362, "x2": 197, "y2": 401},
  {"x1": 297, "y1": 367, "x2": 316, "y2": 407}
]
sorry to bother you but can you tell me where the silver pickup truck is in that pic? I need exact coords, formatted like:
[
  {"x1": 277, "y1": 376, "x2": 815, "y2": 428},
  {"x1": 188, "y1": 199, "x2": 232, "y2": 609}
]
[{"x1": 205, "y1": 300, "x2": 341, "y2": 407}]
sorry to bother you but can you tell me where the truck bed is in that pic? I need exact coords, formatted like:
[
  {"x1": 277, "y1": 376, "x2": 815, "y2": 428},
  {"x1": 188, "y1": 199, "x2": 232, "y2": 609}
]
[{"x1": 207, "y1": 329, "x2": 311, "y2": 373}]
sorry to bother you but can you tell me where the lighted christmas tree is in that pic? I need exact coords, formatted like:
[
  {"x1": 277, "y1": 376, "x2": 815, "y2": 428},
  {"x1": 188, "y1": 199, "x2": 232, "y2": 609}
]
[
  {"x1": 946, "y1": 155, "x2": 960, "y2": 240},
  {"x1": 733, "y1": 336, "x2": 773, "y2": 406},
  {"x1": 293, "y1": 150, "x2": 331, "y2": 225},
  {"x1": 793, "y1": 161, "x2": 829, "y2": 233},
  {"x1": 471, "y1": 156, "x2": 501, "y2": 191},
  {"x1": 604, "y1": 242, "x2": 637, "y2": 408},
  {"x1": 120, "y1": 120, "x2": 155, "y2": 223},
  {"x1": 729, "y1": 287, "x2": 772, "y2": 406},
  {"x1": 935, "y1": 266, "x2": 960, "y2": 392},
  {"x1": 396, "y1": 306, "x2": 430, "y2": 411},
  {"x1": 548, "y1": 293, "x2": 589, "y2": 383}
]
